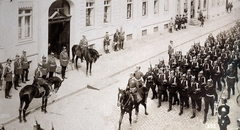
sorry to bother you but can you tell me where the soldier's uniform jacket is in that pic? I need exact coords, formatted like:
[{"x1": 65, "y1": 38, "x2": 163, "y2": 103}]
[
  {"x1": 34, "y1": 68, "x2": 42, "y2": 79},
  {"x1": 103, "y1": 35, "x2": 110, "y2": 45},
  {"x1": 119, "y1": 31, "x2": 125, "y2": 41},
  {"x1": 48, "y1": 57, "x2": 57, "y2": 72},
  {"x1": 189, "y1": 81, "x2": 201, "y2": 100},
  {"x1": 212, "y1": 65, "x2": 222, "y2": 77},
  {"x1": 218, "y1": 115, "x2": 230, "y2": 129},
  {"x1": 21, "y1": 54, "x2": 29, "y2": 69},
  {"x1": 157, "y1": 73, "x2": 168, "y2": 90},
  {"x1": 134, "y1": 70, "x2": 144, "y2": 82},
  {"x1": 168, "y1": 44, "x2": 174, "y2": 55},
  {"x1": 79, "y1": 39, "x2": 88, "y2": 48},
  {"x1": 179, "y1": 79, "x2": 189, "y2": 96},
  {"x1": 203, "y1": 85, "x2": 217, "y2": 101},
  {"x1": 143, "y1": 72, "x2": 155, "y2": 84},
  {"x1": 60, "y1": 51, "x2": 69, "y2": 67},
  {"x1": 0, "y1": 63, "x2": 3, "y2": 76},
  {"x1": 113, "y1": 32, "x2": 119, "y2": 42},
  {"x1": 168, "y1": 76, "x2": 178, "y2": 93},
  {"x1": 14, "y1": 59, "x2": 23, "y2": 75},
  {"x1": 127, "y1": 77, "x2": 138, "y2": 93},
  {"x1": 226, "y1": 68, "x2": 238, "y2": 83},
  {"x1": 41, "y1": 61, "x2": 48, "y2": 76},
  {"x1": 3, "y1": 64, "x2": 12, "y2": 82}
]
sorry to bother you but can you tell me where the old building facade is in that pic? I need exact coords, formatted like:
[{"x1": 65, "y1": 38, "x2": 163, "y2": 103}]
[{"x1": 0, "y1": 0, "x2": 240, "y2": 70}]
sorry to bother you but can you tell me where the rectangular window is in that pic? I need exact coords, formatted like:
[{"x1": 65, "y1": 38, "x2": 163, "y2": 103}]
[
  {"x1": 164, "y1": 0, "x2": 169, "y2": 12},
  {"x1": 86, "y1": 1, "x2": 95, "y2": 26},
  {"x1": 127, "y1": 0, "x2": 132, "y2": 19},
  {"x1": 142, "y1": 1, "x2": 147, "y2": 16},
  {"x1": 104, "y1": 0, "x2": 111, "y2": 23},
  {"x1": 18, "y1": 9, "x2": 32, "y2": 39},
  {"x1": 204, "y1": 0, "x2": 207, "y2": 8},
  {"x1": 154, "y1": 0, "x2": 159, "y2": 14}
]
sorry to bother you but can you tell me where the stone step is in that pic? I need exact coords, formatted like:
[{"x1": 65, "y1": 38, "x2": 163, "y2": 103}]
[{"x1": 189, "y1": 19, "x2": 201, "y2": 26}]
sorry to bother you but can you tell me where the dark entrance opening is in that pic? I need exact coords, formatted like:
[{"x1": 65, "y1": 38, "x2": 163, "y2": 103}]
[{"x1": 48, "y1": 0, "x2": 71, "y2": 59}]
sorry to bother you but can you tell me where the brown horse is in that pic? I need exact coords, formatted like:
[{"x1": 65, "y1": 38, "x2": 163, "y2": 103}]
[
  {"x1": 18, "y1": 77, "x2": 64, "y2": 123},
  {"x1": 71, "y1": 45, "x2": 101, "y2": 76},
  {"x1": 117, "y1": 87, "x2": 148, "y2": 130}
]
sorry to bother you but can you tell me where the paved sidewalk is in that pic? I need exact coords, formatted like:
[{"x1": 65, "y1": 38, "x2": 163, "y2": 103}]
[{"x1": 0, "y1": 11, "x2": 240, "y2": 126}]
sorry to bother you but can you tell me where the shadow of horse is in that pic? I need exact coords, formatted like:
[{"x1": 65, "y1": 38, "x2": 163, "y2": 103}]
[
  {"x1": 18, "y1": 77, "x2": 64, "y2": 123},
  {"x1": 71, "y1": 45, "x2": 101, "y2": 76},
  {"x1": 117, "y1": 87, "x2": 148, "y2": 130}
]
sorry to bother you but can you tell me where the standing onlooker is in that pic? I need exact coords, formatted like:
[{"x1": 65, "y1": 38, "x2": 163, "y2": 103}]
[
  {"x1": 169, "y1": 17, "x2": 173, "y2": 33},
  {"x1": 41, "y1": 56, "x2": 48, "y2": 79},
  {"x1": 48, "y1": 52, "x2": 57, "y2": 78},
  {"x1": 0, "y1": 62, "x2": 3, "y2": 91},
  {"x1": 113, "y1": 29, "x2": 119, "y2": 51},
  {"x1": 60, "y1": 46, "x2": 69, "y2": 79},
  {"x1": 3, "y1": 59, "x2": 13, "y2": 99},
  {"x1": 103, "y1": 32, "x2": 111, "y2": 54},
  {"x1": 119, "y1": 26, "x2": 125, "y2": 50},
  {"x1": 21, "y1": 50, "x2": 30, "y2": 83},
  {"x1": 14, "y1": 54, "x2": 23, "y2": 90},
  {"x1": 168, "y1": 40, "x2": 174, "y2": 60}
]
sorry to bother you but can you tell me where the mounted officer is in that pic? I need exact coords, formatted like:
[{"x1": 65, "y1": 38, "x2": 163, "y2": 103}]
[
  {"x1": 78, "y1": 35, "x2": 88, "y2": 62},
  {"x1": 126, "y1": 72, "x2": 141, "y2": 103}
]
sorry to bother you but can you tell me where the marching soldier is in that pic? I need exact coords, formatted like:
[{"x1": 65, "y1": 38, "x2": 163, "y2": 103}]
[
  {"x1": 189, "y1": 76, "x2": 202, "y2": 118},
  {"x1": 167, "y1": 70, "x2": 179, "y2": 112},
  {"x1": 41, "y1": 56, "x2": 48, "y2": 79},
  {"x1": 181, "y1": 55, "x2": 190, "y2": 74},
  {"x1": 3, "y1": 59, "x2": 13, "y2": 99},
  {"x1": 191, "y1": 57, "x2": 200, "y2": 79},
  {"x1": 119, "y1": 26, "x2": 125, "y2": 50},
  {"x1": 178, "y1": 74, "x2": 189, "y2": 115},
  {"x1": 156, "y1": 69, "x2": 168, "y2": 107},
  {"x1": 143, "y1": 68, "x2": 157, "y2": 100},
  {"x1": 203, "y1": 79, "x2": 217, "y2": 124},
  {"x1": 212, "y1": 61, "x2": 222, "y2": 91},
  {"x1": 21, "y1": 50, "x2": 30, "y2": 83},
  {"x1": 225, "y1": 64, "x2": 238, "y2": 99},
  {"x1": 218, "y1": 107, "x2": 231, "y2": 130},
  {"x1": 60, "y1": 46, "x2": 69, "y2": 79},
  {"x1": 202, "y1": 58, "x2": 212, "y2": 80},
  {"x1": 14, "y1": 54, "x2": 23, "y2": 90},
  {"x1": 48, "y1": 52, "x2": 57, "y2": 78}
]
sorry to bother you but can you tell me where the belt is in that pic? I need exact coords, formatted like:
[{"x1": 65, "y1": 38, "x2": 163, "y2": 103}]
[
  {"x1": 42, "y1": 68, "x2": 47, "y2": 70},
  {"x1": 50, "y1": 64, "x2": 56, "y2": 66},
  {"x1": 62, "y1": 59, "x2": 68, "y2": 61},
  {"x1": 227, "y1": 76, "x2": 235, "y2": 79},
  {"x1": 206, "y1": 94, "x2": 214, "y2": 97},
  {"x1": 17, "y1": 67, "x2": 22, "y2": 69},
  {"x1": 136, "y1": 79, "x2": 142, "y2": 81}
]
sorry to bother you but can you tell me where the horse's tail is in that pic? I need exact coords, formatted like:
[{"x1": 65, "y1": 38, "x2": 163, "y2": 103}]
[{"x1": 71, "y1": 45, "x2": 76, "y2": 63}]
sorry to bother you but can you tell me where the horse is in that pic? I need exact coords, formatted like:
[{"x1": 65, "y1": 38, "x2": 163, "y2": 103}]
[
  {"x1": 18, "y1": 76, "x2": 64, "y2": 123},
  {"x1": 71, "y1": 45, "x2": 101, "y2": 76},
  {"x1": 117, "y1": 87, "x2": 148, "y2": 130}
]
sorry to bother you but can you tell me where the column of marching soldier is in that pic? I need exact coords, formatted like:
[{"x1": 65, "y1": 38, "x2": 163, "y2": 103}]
[{"x1": 132, "y1": 21, "x2": 240, "y2": 126}]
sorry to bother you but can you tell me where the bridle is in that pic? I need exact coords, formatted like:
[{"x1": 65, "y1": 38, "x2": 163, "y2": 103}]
[{"x1": 117, "y1": 90, "x2": 132, "y2": 109}]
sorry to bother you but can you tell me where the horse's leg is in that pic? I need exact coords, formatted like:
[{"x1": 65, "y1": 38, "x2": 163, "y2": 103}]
[
  {"x1": 75, "y1": 56, "x2": 78, "y2": 70},
  {"x1": 19, "y1": 100, "x2": 24, "y2": 123},
  {"x1": 44, "y1": 96, "x2": 48, "y2": 113},
  {"x1": 86, "y1": 62, "x2": 89, "y2": 76},
  {"x1": 41, "y1": 96, "x2": 48, "y2": 113},
  {"x1": 23, "y1": 102, "x2": 30, "y2": 122},
  {"x1": 118, "y1": 111, "x2": 124, "y2": 130},
  {"x1": 129, "y1": 111, "x2": 132, "y2": 129},
  {"x1": 89, "y1": 62, "x2": 92, "y2": 76},
  {"x1": 134, "y1": 103, "x2": 139, "y2": 123}
]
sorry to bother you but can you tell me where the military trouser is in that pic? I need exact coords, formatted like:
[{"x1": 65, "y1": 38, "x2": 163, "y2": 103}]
[
  {"x1": 5, "y1": 81, "x2": 12, "y2": 97},
  {"x1": 22, "y1": 69, "x2": 29, "y2": 82},
  {"x1": 227, "y1": 77, "x2": 235, "y2": 99},
  {"x1": 191, "y1": 97, "x2": 202, "y2": 110},
  {"x1": 180, "y1": 95, "x2": 189, "y2": 108},
  {"x1": 158, "y1": 89, "x2": 168, "y2": 106}
]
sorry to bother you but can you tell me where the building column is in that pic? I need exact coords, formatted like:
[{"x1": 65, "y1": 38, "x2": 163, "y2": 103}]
[
  {"x1": 187, "y1": 0, "x2": 191, "y2": 22},
  {"x1": 194, "y1": 0, "x2": 199, "y2": 18},
  {"x1": 207, "y1": 0, "x2": 212, "y2": 19},
  {"x1": 200, "y1": 0, "x2": 204, "y2": 10},
  {"x1": 180, "y1": 0, "x2": 185, "y2": 14}
]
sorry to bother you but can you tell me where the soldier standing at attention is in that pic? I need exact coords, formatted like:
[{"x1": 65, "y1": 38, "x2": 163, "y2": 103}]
[
  {"x1": 60, "y1": 46, "x2": 69, "y2": 79},
  {"x1": 48, "y1": 52, "x2": 57, "y2": 78},
  {"x1": 41, "y1": 56, "x2": 48, "y2": 79},
  {"x1": 119, "y1": 26, "x2": 125, "y2": 50},
  {"x1": 3, "y1": 59, "x2": 13, "y2": 99},
  {"x1": 21, "y1": 50, "x2": 30, "y2": 83},
  {"x1": 103, "y1": 32, "x2": 111, "y2": 54},
  {"x1": 14, "y1": 54, "x2": 23, "y2": 90},
  {"x1": 168, "y1": 40, "x2": 174, "y2": 60}
]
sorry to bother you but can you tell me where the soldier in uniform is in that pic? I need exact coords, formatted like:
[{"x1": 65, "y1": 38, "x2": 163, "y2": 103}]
[
  {"x1": 60, "y1": 46, "x2": 69, "y2": 79},
  {"x1": 218, "y1": 97, "x2": 230, "y2": 116},
  {"x1": 167, "y1": 70, "x2": 179, "y2": 112},
  {"x1": 225, "y1": 64, "x2": 238, "y2": 99},
  {"x1": 113, "y1": 29, "x2": 119, "y2": 51},
  {"x1": 41, "y1": 56, "x2": 48, "y2": 79},
  {"x1": 134, "y1": 66, "x2": 144, "y2": 88},
  {"x1": 48, "y1": 52, "x2": 57, "y2": 78},
  {"x1": 156, "y1": 69, "x2": 168, "y2": 107},
  {"x1": 191, "y1": 57, "x2": 200, "y2": 79},
  {"x1": 21, "y1": 50, "x2": 30, "y2": 83},
  {"x1": 79, "y1": 35, "x2": 88, "y2": 62},
  {"x1": 178, "y1": 74, "x2": 189, "y2": 115},
  {"x1": 3, "y1": 59, "x2": 13, "y2": 99},
  {"x1": 103, "y1": 32, "x2": 111, "y2": 54},
  {"x1": 0, "y1": 62, "x2": 3, "y2": 91},
  {"x1": 126, "y1": 72, "x2": 141, "y2": 103},
  {"x1": 143, "y1": 68, "x2": 157, "y2": 100},
  {"x1": 168, "y1": 40, "x2": 174, "y2": 59},
  {"x1": 34, "y1": 63, "x2": 43, "y2": 79},
  {"x1": 169, "y1": 17, "x2": 173, "y2": 33},
  {"x1": 189, "y1": 76, "x2": 202, "y2": 118},
  {"x1": 119, "y1": 26, "x2": 125, "y2": 50},
  {"x1": 14, "y1": 54, "x2": 23, "y2": 90},
  {"x1": 218, "y1": 107, "x2": 231, "y2": 130},
  {"x1": 212, "y1": 61, "x2": 222, "y2": 91},
  {"x1": 202, "y1": 58, "x2": 211, "y2": 80},
  {"x1": 203, "y1": 79, "x2": 217, "y2": 124}
]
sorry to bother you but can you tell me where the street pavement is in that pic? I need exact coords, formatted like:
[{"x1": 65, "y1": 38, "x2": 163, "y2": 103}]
[{"x1": 1, "y1": 11, "x2": 240, "y2": 130}]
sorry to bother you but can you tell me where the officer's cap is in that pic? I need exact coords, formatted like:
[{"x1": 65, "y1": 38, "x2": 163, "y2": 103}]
[
  {"x1": 63, "y1": 46, "x2": 66, "y2": 49},
  {"x1": 42, "y1": 55, "x2": 46, "y2": 60},
  {"x1": 23, "y1": 50, "x2": 26, "y2": 53}
]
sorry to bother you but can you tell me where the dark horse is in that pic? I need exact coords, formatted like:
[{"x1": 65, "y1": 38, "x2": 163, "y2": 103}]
[
  {"x1": 117, "y1": 87, "x2": 148, "y2": 130},
  {"x1": 71, "y1": 45, "x2": 101, "y2": 76},
  {"x1": 19, "y1": 76, "x2": 64, "y2": 123}
]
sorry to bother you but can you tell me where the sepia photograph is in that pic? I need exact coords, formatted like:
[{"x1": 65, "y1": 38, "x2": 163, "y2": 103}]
[{"x1": 0, "y1": 0, "x2": 240, "y2": 129}]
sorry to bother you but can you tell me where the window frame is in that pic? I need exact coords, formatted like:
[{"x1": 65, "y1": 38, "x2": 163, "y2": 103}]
[
  {"x1": 18, "y1": 8, "x2": 33, "y2": 40},
  {"x1": 86, "y1": 1, "x2": 95, "y2": 27},
  {"x1": 104, "y1": 0, "x2": 111, "y2": 23},
  {"x1": 154, "y1": 0, "x2": 159, "y2": 14},
  {"x1": 127, "y1": 0, "x2": 133, "y2": 19},
  {"x1": 142, "y1": 0, "x2": 147, "y2": 16}
]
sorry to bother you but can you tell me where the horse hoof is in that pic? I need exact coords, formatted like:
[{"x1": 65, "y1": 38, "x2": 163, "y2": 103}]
[{"x1": 145, "y1": 112, "x2": 148, "y2": 115}]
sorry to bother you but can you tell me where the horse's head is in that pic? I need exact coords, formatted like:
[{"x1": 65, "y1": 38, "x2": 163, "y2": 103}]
[
  {"x1": 47, "y1": 77, "x2": 64, "y2": 93},
  {"x1": 89, "y1": 48, "x2": 101, "y2": 63},
  {"x1": 117, "y1": 88, "x2": 132, "y2": 107}
]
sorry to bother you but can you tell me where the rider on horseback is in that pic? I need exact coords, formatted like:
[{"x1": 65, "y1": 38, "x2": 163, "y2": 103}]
[
  {"x1": 126, "y1": 72, "x2": 142, "y2": 103},
  {"x1": 77, "y1": 35, "x2": 88, "y2": 62},
  {"x1": 134, "y1": 66, "x2": 144, "y2": 88},
  {"x1": 33, "y1": 63, "x2": 53, "y2": 97}
]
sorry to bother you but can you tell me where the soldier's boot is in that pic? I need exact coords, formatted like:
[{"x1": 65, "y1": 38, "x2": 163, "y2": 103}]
[
  {"x1": 14, "y1": 81, "x2": 18, "y2": 90},
  {"x1": 158, "y1": 98, "x2": 161, "y2": 108},
  {"x1": 190, "y1": 108, "x2": 196, "y2": 119},
  {"x1": 203, "y1": 112, "x2": 207, "y2": 124},
  {"x1": 167, "y1": 102, "x2": 172, "y2": 112},
  {"x1": 179, "y1": 106, "x2": 183, "y2": 116},
  {"x1": 211, "y1": 108, "x2": 214, "y2": 116}
]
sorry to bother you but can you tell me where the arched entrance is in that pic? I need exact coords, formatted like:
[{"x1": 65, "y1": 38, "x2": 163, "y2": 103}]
[{"x1": 48, "y1": 0, "x2": 71, "y2": 58}]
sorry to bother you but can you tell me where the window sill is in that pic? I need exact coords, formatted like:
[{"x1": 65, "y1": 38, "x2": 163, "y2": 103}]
[
  {"x1": 85, "y1": 26, "x2": 96, "y2": 31},
  {"x1": 17, "y1": 38, "x2": 35, "y2": 46}
]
